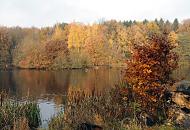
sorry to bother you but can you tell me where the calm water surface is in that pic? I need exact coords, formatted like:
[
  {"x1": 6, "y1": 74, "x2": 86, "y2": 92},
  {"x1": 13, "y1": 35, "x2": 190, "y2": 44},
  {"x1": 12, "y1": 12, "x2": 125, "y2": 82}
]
[
  {"x1": 0, "y1": 64, "x2": 189, "y2": 128},
  {"x1": 0, "y1": 67, "x2": 122, "y2": 128}
]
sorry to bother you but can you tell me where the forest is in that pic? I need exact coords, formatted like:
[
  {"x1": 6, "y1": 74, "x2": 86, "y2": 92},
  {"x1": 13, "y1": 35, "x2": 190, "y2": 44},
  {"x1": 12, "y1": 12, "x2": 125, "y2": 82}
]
[
  {"x1": 1, "y1": 18, "x2": 189, "y2": 70},
  {"x1": 1, "y1": 18, "x2": 190, "y2": 130}
]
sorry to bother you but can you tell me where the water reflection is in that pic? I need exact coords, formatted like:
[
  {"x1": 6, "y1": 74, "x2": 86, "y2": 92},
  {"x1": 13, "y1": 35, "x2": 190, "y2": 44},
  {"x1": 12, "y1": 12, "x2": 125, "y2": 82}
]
[
  {"x1": 0, "y1": 67, "x2": 122, "y2": 127},
  {"x1": 0, "y1": 68, "x2": 121, "y2": 97},
  {"x1": 38, "y1": 98, "x2": 64, "y2": 128}
]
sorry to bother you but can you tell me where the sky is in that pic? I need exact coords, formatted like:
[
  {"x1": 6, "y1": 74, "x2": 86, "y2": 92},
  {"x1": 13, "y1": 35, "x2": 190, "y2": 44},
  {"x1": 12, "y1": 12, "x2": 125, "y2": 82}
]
[{"x1": 0, "y1": 0, "x2": 189, "y2": 27}]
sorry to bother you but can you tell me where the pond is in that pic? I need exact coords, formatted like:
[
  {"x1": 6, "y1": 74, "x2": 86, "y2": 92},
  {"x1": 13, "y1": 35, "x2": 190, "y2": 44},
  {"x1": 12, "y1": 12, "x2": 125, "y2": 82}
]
[
  {"x1": 0, "y1": 63, "x2": 189, "y2": 128},
  {"x1": 0, "y1": 67, "x2": 122, "y2": 128}
]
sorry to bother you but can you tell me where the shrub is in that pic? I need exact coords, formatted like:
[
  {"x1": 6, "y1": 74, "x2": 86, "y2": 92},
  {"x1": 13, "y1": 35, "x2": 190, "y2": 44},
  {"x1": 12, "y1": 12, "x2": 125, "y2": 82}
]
[{"x1": 124, "y1": 31, "x2": 179, "y2": 123}]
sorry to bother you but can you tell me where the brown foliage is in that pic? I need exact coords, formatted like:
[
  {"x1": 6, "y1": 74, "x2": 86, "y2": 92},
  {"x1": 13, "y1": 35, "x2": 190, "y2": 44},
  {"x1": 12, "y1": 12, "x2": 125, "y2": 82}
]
[
  {"x1": 45, "y1": 39, "x2": 70, "y2": 66},
  {"x1": 178, "y1": 19, "x2": 190, "y2": 33},
  {"x1": 124, "y1": 32, "x2": 179, "y2": 120},
  {"x1": 17, "y1": 39, "x2": 70, "y2": 69},
  {"x1": 0, "y1": 28, "x2": 11, "y2": 69}
]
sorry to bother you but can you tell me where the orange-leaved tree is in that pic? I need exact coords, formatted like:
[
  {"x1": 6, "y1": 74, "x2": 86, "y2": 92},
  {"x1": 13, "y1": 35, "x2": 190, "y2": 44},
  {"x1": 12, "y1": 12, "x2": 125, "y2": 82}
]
[{"x1": 124, "y1": 30, "x2": 178, "y2": 122}]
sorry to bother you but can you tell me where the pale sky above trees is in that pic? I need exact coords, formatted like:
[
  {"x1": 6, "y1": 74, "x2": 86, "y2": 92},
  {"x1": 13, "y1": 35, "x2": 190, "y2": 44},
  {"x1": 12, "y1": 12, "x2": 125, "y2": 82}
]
[{"x1": 0, "y1": 0, "x2": 189, "y2": 27}]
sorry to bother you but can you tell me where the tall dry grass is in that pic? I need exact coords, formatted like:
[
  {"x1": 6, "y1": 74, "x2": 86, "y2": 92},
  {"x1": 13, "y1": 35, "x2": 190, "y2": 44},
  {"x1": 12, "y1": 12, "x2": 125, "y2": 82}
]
[{"x1": 0, "y1": 91, "x2": 41, "y2": 130}]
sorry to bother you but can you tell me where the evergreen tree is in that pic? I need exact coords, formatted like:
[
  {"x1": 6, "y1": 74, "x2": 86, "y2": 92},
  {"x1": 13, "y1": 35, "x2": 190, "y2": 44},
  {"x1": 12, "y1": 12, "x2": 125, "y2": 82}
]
[
  {"x1": 129, "y1": 20, "x2": 133, "y2": 26},
  {"x1": 143, "y1": 19, "x2": 149, "y2": 24},
  {"x1": 158, "y1": 18, "x2": 165, "y2": 31},
  {"x1": 165, "y1": 20, "x2": 172, "y2": 32},
  {"x1": 123, "y1": 21, "x2": 131, "y2": 27},
  {"x1": 154, "y1": 18, "x2": 159, "y2": 25},
  {"x1": 172, "y1": 18, "x2": 179, "y2": 31},
  {"x1": 133, "y1": 20, "x2": 137, "y2": 25}
]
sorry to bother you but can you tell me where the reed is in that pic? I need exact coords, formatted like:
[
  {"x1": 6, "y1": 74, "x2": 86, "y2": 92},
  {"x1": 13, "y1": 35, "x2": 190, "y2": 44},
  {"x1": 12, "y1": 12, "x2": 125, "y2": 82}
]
[
  {"x1": 48, "y1": 87, "x2": 179, "y2": 130},
  {"x1": 0, "y1": 91, "x2": 41, "y2": 130},
  {"x1": 48, "y1": 87, "x2": 142, "y2": 130}
]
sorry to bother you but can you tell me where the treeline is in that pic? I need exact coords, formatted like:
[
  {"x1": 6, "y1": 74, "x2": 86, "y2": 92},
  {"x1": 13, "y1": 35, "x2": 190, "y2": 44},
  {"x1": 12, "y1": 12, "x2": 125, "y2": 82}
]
[{"x1": 0, "y1": 18, "x2": 189, "y2": 70}]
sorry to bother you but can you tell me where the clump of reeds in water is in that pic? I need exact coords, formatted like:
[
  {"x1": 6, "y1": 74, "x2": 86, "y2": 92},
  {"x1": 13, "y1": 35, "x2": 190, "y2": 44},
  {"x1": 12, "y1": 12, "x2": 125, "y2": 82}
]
[
  {"x1": 0, "y1": 91, "x2": 41, "y2": 130},
  {"x1": 48, "y1": 86, "x2": 144, "y2": 130},
  {"x1": 48, "y1": 86, "x2": 179, "y2": 130}
]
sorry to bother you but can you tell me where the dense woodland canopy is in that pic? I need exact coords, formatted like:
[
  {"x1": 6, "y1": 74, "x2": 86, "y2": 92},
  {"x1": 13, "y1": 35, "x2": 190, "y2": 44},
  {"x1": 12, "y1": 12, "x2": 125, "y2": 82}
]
[{"x1": 0, "y1": 18, "x2": 189, "y2": 70}]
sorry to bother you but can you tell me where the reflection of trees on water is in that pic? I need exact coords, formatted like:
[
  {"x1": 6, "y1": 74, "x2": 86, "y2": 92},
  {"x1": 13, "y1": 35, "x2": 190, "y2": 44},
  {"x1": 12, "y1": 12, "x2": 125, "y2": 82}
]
[
  {"x1": 0, "y1": 71, "x2": 16, "y2": 95},
  {"x1": 68, "y1": 68, "x2": 121, "y2": 94},
  {"x1": 0, "y1": 68, "x2": 122, "y2": 125},
  {"x1": 0, "y1": 70, "x2": 71, "y2": 98},
  {"x1": 11, "y1": 70, "x2": 71, "y2": 98},
  {"x1": 45, "y1": 70, "x2": 71, "y2": 95},
  {"x1": 0, "y1": 68, "x2": 121, "y2": 105}
]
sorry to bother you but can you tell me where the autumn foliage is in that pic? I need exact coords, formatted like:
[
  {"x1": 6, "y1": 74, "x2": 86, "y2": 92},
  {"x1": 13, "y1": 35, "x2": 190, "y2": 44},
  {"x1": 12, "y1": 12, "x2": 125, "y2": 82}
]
[
  {"x1": 124, "y1": 31, "x2": 179, "y2": 121},
  {"x1": 0, "y1": 19, "x2": 184, "y2": 70},
  {"x1": 0, "y1": 28, "x2": 11, "y2": 69}
]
